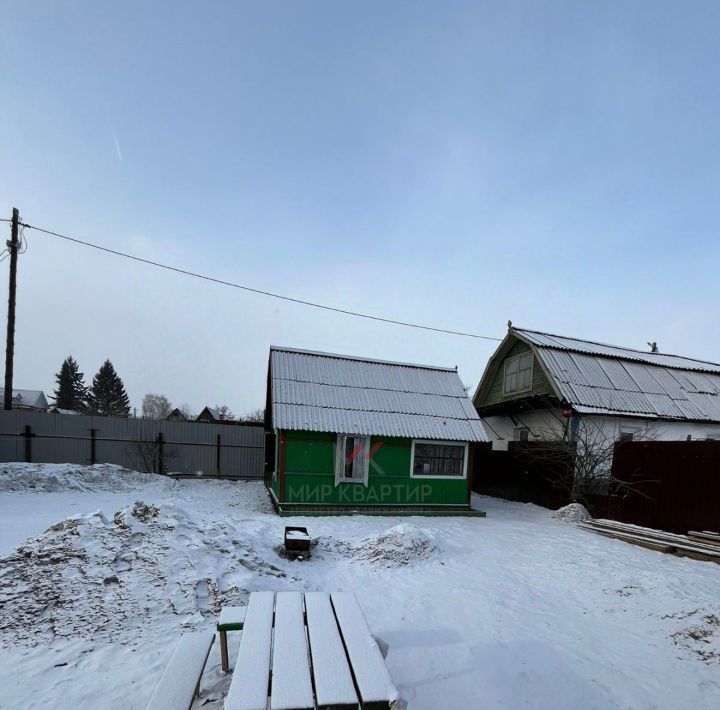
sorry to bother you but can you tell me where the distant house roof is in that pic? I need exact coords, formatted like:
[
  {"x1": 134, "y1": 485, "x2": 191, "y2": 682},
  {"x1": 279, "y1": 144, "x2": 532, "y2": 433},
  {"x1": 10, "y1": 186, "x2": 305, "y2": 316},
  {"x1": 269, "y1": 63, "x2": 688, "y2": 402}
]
[
  {"x1": 197, "y1": 406, "x2": 221, "y2": 421},
  {"x1": 269, "y1": 346, "x2": 487, "y2": 441},
  {"x1": 166, "y1": 407, "x2": 187, "y2": 421},
  {"x1": 0, "y1": 388, "x2": 49, "y2": 410},
  {"x1": 477, "y1": 327, "x2": 720, "y2": 422}
]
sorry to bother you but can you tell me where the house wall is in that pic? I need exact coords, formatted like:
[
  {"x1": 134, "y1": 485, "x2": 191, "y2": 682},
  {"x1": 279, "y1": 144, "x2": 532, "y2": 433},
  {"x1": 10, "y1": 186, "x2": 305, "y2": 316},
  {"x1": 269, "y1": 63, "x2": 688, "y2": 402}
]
[
  {"x1": 275, "y1": 429, "x2": 470, "y2": 506},
  {"x1": 481, "y1": 411, "x2": 720, "y2": 445},
  {"x1": 481, "y1": 340, "x2": 554, "y2": 407}
]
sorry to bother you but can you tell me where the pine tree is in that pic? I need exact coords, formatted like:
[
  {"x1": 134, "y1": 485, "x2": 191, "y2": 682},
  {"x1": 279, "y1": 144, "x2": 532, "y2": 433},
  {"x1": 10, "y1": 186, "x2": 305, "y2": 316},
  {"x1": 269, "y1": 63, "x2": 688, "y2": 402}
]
[
  {"x1": 89, "y1": 360, "x2": 131, "y2": 417},
  {"x1": 52, "y1": 356, "x2": 88, "y2": 412}
]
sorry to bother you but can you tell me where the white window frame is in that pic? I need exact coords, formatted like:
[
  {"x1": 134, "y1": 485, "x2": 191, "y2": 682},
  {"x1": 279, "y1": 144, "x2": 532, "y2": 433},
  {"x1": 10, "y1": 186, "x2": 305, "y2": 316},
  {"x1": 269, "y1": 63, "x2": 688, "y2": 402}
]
[
  {"x1": 334, "y1": 434, "x2": 370, "y2": 486},
  {"x1": 618, "y1": 425, "x2": 642, "y2": 442},
  {"x1": 503, "y1": 352, "x2": 534, "y2": 396},
  {"x1": 410, "y1": 439, "x2": 469, "y2": 480}
]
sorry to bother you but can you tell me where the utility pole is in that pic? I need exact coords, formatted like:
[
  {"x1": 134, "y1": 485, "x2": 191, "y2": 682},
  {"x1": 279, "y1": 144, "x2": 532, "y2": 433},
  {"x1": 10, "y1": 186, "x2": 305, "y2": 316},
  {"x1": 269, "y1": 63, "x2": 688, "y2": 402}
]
[{"x1": 4, "y1": 208, "x2": 20, "y2": 410}]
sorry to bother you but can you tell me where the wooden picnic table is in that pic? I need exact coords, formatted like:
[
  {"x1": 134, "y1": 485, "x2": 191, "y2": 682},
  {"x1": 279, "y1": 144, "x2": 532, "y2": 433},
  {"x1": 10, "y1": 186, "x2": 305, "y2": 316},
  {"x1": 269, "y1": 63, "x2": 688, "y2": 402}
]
[{"x1": 224, "y1": 591, "x2": 399, "y2": 710}]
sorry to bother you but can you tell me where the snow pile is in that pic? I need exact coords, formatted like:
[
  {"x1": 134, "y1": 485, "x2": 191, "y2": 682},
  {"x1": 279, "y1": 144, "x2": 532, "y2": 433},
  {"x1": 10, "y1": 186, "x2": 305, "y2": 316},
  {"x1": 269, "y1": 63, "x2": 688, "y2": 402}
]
[
  {"x1": 0, "y1": 500, "x2": 286, "y2": 648},
  {"x1": 350, "y1": 524, "x2": 439, "y2": 566},
  {"x1": 0, "y1": 463, "x2": 176, "y2": 493},
  {"x1": 551, "y1": 503, "x2": 591, "y2": 523}
]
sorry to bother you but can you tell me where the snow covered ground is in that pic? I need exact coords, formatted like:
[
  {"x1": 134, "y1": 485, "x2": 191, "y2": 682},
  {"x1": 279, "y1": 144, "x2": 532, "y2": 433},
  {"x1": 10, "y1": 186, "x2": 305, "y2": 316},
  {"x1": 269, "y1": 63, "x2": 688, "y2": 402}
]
[{"x1": 1, "y1": 464, "x2": 719, "y2": 710}]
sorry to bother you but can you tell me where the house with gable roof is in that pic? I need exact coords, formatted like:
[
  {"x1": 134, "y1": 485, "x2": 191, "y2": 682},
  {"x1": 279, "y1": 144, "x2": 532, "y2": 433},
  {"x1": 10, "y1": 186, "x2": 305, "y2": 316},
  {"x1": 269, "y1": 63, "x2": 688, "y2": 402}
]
[
  {"x1": 473, "y1": 325, "x2": 720, "y2": 448},
  {"x1": 265, "y1": 346, "x2": 486, "y2": 515}
]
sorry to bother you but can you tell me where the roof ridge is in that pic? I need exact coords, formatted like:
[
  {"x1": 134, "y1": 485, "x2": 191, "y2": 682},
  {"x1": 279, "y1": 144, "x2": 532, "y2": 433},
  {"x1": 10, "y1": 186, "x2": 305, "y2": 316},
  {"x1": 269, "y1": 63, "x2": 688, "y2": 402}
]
[
  {"x1": 270, "y1": 345, "x2": 457, "y2": 372},
  {"x1": 513, "y1": 327, "x2": 720, "y2": 369}
]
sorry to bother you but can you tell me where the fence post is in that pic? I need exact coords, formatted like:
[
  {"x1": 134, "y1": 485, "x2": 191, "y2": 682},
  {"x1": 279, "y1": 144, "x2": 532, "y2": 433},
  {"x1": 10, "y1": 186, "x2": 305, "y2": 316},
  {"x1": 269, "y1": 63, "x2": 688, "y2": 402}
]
[
  {"x1": 216, "y1": 433, "x2": 221, "y2": 476},
  {"x1": 89, "y1": 428, "x2": 97, "y2": 465},
  {"x1": 156, "y1": 432, "x2": 164, "y2": 474},
  {"x1": 23, "y1": 424, "x2": 33, "y2": 463}
]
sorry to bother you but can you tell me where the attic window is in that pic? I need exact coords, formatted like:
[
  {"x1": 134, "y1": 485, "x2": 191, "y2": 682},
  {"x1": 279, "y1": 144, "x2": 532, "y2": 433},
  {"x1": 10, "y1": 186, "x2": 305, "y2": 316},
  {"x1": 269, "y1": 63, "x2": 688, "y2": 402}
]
[{"x1": 504, "y1": 353, "x2": 533, "y2": 395}]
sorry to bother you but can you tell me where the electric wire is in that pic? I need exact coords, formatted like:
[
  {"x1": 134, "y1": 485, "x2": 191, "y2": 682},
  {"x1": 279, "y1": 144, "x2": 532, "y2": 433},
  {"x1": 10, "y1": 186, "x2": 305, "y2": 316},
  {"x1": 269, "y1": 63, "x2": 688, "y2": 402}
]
[{"x1": 17, "y1": 220, "x2": 503, "y2": 341}]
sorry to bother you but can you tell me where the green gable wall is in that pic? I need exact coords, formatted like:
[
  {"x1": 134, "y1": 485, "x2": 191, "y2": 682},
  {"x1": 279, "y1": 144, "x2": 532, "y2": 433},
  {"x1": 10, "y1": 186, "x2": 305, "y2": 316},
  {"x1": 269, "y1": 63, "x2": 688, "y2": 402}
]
[
  {"x1": 279, "y1": 430, "x2": 469, "y2": 506},
  {"x1": 480, "y1": 339, "x2": 554, "y2": 407}
]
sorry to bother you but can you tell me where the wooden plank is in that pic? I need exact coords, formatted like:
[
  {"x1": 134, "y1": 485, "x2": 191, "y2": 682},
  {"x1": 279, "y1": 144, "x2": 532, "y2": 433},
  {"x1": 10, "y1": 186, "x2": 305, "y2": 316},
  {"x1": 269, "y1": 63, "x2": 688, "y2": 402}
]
[
  {"x1": 305, "y1": 592, "x2": 359, "y2": 710},
  {"x1": 146, "y1": 631, "x2": 214, "y2": 710},
  {"x1": 590, "y1": 519, "x2": 691, "y2": 542},
  {"x1": 688, "y1": 530, "x2": 720, "y2": 543},
  {"x1": 270, "y1": 592, "x2": 314, "y2": 710},
  {"x1": 688, "y1": 535, "x2": 720, "y2": 548},
  {"x1": 226, "y1": 592, "x2": 275, "y2": 710},
  {"x1": 579, "y1": 526, "x2": 673, "y2": 553},
  {"x1": 331, "y1": 593, "x2": 398, "y2": 710},
  {"x1": 217, "y1": 605, "x2": 247, "y2": 631},
  {"x1": 580, "y1": 525, "x2": 720, "y2": 561},
  {"x1": 589, "y1": 520, "x2": 720, "y2": 554}
]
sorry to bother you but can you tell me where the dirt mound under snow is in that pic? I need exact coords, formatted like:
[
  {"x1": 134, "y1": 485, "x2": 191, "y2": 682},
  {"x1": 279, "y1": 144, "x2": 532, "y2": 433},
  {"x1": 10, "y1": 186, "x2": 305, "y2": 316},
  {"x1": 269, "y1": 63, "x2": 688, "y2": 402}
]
[
  {"x1": 350, "y1": 523, "x2": 439, "y2": 566},
  {"x1": 0, "y1": 500, "x2": 287, "y2": 648},
  {"x1": 0, "y1": 463, "x2": 177, "y2": 493},
  {"x1": 552, "y1": 503, "x2": 591, "y2": 523}
]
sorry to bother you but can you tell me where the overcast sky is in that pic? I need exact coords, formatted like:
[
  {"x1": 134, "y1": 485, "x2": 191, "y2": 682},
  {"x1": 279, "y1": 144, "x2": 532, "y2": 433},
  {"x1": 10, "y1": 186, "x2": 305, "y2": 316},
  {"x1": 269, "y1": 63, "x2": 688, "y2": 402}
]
[{"x1": 1, "y1": 1, "x2": 719, "y2": 416}]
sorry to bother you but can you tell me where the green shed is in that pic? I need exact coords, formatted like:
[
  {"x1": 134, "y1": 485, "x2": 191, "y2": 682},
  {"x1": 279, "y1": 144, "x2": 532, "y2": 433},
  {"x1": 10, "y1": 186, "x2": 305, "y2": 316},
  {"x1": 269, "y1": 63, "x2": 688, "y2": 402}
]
[{"x1": 264, "y1": 346, "x2": 487, "y2": 515}]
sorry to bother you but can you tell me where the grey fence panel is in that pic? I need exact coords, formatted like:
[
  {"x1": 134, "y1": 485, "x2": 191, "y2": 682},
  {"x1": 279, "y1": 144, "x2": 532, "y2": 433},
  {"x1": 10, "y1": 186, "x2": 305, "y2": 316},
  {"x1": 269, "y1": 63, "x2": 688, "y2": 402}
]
[{"x1": 0, "y1": 411, "x2": 265, "y2": 478}]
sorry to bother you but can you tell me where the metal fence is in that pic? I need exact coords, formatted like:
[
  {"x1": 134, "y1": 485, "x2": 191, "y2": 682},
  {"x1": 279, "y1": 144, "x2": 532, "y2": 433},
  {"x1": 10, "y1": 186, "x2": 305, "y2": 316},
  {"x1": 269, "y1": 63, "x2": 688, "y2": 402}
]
[
  {"x1": 0, "y1": 410, "x2": 265, "y2": 478},
  {"x1": 609, "y1": 439, "x2": 720, "y2": 533}
]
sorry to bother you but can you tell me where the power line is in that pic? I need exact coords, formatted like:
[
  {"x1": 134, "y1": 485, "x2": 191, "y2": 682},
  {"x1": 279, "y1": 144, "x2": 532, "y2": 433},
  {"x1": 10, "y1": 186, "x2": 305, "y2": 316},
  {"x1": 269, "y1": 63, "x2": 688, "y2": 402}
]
[{"x1": 18, "y1": 220, "x2": 502, "y2": 341}]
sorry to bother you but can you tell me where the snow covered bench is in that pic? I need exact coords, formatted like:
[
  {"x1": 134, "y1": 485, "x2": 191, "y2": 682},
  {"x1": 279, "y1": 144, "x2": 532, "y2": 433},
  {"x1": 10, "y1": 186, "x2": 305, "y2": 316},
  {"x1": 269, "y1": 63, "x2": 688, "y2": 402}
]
[
  {"x1": 217, "y1": 605, "x2": 247, "y2": 672},
  {"x1": 146, "y1": 630, "x2": 214, "y2": 710},
  {"x1": 224, "y1": 591, "x2": 399, "y2": 710}
]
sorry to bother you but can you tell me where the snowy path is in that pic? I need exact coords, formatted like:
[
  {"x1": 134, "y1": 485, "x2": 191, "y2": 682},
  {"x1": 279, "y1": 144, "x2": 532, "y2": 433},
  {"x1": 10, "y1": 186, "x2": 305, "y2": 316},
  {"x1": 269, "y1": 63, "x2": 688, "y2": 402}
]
[{"x1": 0, "y1": 464, "x2": 718, "y2": 709}]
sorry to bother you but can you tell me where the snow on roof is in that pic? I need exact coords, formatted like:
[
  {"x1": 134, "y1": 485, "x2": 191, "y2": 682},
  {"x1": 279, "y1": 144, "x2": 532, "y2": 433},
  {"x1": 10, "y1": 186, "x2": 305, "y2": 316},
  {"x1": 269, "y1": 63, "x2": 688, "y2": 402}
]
[
  {"x1": 512, "y1": 328, "x2": 720, "y2": 422},
  {"x1": 0, "y1": 389, "x2": 48, "y2": 410},
  {"x1": 270, "y1": 346, "x2": 486, "y2": 441}
]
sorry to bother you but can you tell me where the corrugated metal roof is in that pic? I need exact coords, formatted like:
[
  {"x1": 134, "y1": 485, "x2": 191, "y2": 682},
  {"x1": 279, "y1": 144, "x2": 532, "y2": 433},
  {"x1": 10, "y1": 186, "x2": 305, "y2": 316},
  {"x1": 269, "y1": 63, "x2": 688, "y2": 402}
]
[
  {"x1": 270, "y1": 347, "x2": 486, "y2": 441},
  {"x1": 516, "y1": 328, "x2": 720, "y2": 373},
  {"x1": 515, "y1": 329, "x2": 720, "y2": 423},
  {"x1": 0, "y1": 389, "x2": 48, "y2": 410}
]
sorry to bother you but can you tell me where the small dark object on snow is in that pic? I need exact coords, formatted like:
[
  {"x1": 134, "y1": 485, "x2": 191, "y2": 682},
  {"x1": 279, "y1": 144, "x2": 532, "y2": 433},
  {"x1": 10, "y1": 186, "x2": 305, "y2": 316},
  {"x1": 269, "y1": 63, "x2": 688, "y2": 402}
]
[{"x1": 284, "y1": 526, "x2": 311, "y2": 556}]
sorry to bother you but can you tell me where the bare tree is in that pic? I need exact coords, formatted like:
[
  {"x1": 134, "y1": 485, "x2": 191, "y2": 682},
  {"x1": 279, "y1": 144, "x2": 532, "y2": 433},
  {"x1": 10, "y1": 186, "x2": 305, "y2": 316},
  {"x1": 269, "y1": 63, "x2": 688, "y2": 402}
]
[
  {"x1": 214, "y1": 404, "x2": 234, "y2": 421},
  {"x1": 513, "y1": 417, "x2": 660, "y2": 511},
  {"x1": 127, "y1": 435, "x2": 179, "y2": 474},
  {"x1": 242, "y1": 407, "x2": 265, "y2": 424},
  {"x1": 179, "y1": 402, "x2": 194, "y2": 419},
  {"x1": 128, "y1": 437, "x2": 160, "y2": 473},
  {"x1": 142, "y1": 393, "x2": 172, "y2": 420}
]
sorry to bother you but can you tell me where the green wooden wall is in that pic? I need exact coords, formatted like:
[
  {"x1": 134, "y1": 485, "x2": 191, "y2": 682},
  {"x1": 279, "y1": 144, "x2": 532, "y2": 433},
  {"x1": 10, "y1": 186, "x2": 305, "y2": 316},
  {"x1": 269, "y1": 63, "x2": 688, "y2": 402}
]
[
  {"x1": 481, "y1": 339, "x2": 553, "y2": 406},
  {"x1": 277, "y1": 430, "x2": 469, "y2": 506}
]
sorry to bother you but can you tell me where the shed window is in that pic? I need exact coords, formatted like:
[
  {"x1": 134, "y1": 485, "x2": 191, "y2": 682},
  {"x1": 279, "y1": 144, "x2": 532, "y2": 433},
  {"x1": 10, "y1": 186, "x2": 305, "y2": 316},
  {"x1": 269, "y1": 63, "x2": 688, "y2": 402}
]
[
  {"x1": 504, "y1": 353, "x2": 533, "y2": 395},
  {"x1": 335, "y1": 434, "x2": 370, "y2": 485},
  {"x1": 411, "y1": 441, "x2": 467, "y2": 478},
  {"x1": 514, "y1": 427, "x2": 530, "y2": 442}
]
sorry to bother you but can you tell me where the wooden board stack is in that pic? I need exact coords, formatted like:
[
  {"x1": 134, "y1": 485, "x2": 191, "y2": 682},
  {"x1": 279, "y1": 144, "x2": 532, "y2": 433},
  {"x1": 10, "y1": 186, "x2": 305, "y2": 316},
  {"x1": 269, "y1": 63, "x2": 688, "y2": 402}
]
[{"x1": 579, "y1": 519, "x2": 720, "y2": 564}]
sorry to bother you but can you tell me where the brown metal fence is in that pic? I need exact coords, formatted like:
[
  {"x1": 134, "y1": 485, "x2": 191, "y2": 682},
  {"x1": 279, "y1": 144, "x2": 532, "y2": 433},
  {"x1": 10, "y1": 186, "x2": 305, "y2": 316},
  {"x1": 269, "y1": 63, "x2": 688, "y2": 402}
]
[
  {"x1": 0, "y1": 410, "x2": 265, "y2": 478},
  {"x1": 609, "y1": 440, "x2": 720, "y2": 533}
]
